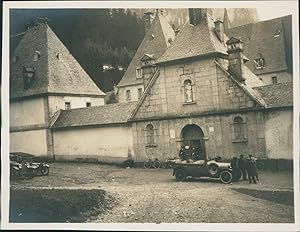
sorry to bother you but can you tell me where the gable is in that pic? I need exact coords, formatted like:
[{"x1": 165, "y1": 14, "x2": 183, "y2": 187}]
[
  {"x1": 131, "y1": 58, "x2": 265, "y2": 121},
  {"x1": 117, "y1": 14, "x2": 175, "y2": 88},
  {"x1": 10, "y1": 23, "x2": 105, "y2": 99}
]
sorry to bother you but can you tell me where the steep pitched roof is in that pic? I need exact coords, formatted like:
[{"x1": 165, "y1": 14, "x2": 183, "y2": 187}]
[
  {"x1": 157, "y1": 13, "x2": 228, "y2": 64},
  {"x1": 226, "y1": 15, "x2": 292, "y2": 75},
  {"x1": 10, "y1": 23, "x2": 105, "y2": 99},
  {"x1": 117, "y1": 14, "x2": 175, "y2": 87},
  {"x1": 253, "y1": 82, "x2": 293, "y2": 108},
  {"x1": 51, "y1": 102, "x2": 137, "y2": 129}
]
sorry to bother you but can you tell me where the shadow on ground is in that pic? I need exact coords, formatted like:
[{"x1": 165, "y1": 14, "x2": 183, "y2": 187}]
[
  {"x1": 232, "y1": 188, "x2": 294, "y2": 206},
  {"x1": 9, "y1": 188, "x2": 116, "y2": 222}
]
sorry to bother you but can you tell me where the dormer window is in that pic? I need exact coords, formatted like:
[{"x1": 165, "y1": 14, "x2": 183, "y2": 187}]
[
  {"x1": 136, "y1": 68, "x2": 143, "y2": 79},
  {"x1": 56, "y1": 53, "x2": 63, "y2": 60},
  {"x1": 23, "y1": 67, "x2": 35, "y2": 89},
  {"x1": 254, "y1": 58, "x2": 265, "y2": 70},
  {"x1": 141, "y1": 54, "x2": 155, "y2": 67},
  {"x1": 274, "y1": 29, "x2": 281, "y2": 38},
  {"x1": 12, "y1": 56, "x2": 18, "y2": 64},
  {"x1": 33, "y1": 51, "x2": 40, "y2": 61}
]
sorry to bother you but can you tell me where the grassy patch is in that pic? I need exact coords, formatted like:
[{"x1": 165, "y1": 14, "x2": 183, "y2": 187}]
[
  {"x1": 233, "y1": 188, "x2": 294, "y2": 206},
  {"x1": 10, "y1": 188, "x2": 115, "y2": 222}
]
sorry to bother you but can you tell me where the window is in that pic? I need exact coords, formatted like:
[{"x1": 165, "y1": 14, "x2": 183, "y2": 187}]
[
  {"x1": 65, "y1": 102, "x2": 71, "y2": 110},
  {"x1": 33, "y1": 51, "x2": 40, "y2": 61},
  {"x1": 138, "y1": 88, "x2": 143, "y2": 99},
  {"x1": 56, "y1": 53, "x2": 63, "y2": 60},
  {"x1": 254, "y1": 57, "x2": 265, "y2": 69},
  {"x1": 12, "y1": 56, "x2": 18, "y2": 64},
  {"x1": 136, "y1": 68, "x2": 143, "y2": 79},
  {"x1": 272, "y1": 76, "x2": 278, "y2": 84},
  {"x1": 86, "y1": 102, "x2": 91, "y2": 107},
  {"x1": 23, "y1": 67, "x2": 35, "y2": 89},
  {"x1": 233, "y1": 116, "x2": 246, "y2": 140},
  {"x1": 146, "y1": 124, "x2": 155, "y2": 145},
  {"x1": 126, "y1": 90, "x2": 131, "y2": 101},
  {"x1": 184, "y1": 79, "x2": 194, "y2": 103}
]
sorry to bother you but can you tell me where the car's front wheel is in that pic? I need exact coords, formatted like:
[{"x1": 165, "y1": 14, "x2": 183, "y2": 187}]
[
  {"x1": 175, "y1": 169, "x2": 186, "y2": 181},
  {"x1": 220, "y1": 170, "x2": 233, "y2": 184}
]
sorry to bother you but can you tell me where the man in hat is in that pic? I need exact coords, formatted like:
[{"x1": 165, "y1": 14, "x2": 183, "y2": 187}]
[
  {"x1": 231, "y1": 156, "x2": 240, "y2": 182},
  {"x1": 238, "y1": 154, "x2": 248, "y2": 181}
]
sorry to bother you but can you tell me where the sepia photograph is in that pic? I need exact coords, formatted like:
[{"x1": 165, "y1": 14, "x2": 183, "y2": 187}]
[{"x1": 1, "y1": 0, "x2": 299, "y2": 231}]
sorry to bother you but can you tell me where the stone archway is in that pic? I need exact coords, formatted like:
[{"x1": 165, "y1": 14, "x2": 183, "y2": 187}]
[{"x1": 181, "y1": 124, "x2": 206, "y2": 159}]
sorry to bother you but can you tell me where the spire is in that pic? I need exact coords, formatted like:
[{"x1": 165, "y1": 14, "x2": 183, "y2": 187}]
[{"x1": 223, "y1": 8, "x2": 231, "y2": 30}]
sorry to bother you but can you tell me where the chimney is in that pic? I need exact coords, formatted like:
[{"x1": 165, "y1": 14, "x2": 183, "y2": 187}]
[
  {"x1": 143, "y1": 11, "x2": 154, "y2": 31},
  {"x1": 214, "y1": 20, "x2": 225, "y2": 42},
  {"x1": 189, "y1": 8, "x2": 211, "y2": 26},
  {"x1": 226, "y1": 37, "x2": 245, "y2": 81}
]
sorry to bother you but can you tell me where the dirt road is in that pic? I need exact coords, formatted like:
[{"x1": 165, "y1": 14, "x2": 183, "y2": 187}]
[{"x1": 11, "y1": 163, "x2": 294, "y2": 223}]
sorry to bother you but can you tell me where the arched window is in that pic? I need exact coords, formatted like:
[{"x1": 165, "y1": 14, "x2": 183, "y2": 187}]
[
  {"x1": 33, "y1": 51, "x2": 40, "y2": 61},
  {"x1": 184, "y1": 79, "x2": 194, "y2": 103},
  {"x1": 146, "y1": 124, "x2": 155, "y2": 145},
  {"x1": 233, "y1": 116, "x2": 245, "y2": 140}
]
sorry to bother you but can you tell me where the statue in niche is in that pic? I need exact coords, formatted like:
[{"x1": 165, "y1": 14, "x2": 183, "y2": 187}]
[{"x1": 185, "y1": 80, "x2": 193, "y2": 102}]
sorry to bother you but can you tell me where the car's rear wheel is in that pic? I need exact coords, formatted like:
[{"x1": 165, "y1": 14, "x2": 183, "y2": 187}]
[
  {"x1": 208, "y1": 164, "x2": 219, "y2": 176},
  {"x1": 175, "y1": 169, "x2": 186, "y2": 181},
  {"x1": 220, "y1": 170, "x2": 233, "y2": 184}
]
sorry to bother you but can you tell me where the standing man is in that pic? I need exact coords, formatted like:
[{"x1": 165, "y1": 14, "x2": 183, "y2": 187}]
[
  {"x1": 238, "y1": 154, "x2": 248, "y2": 181},
  {"x1": 247, "y1": 155, "x2": 259, "y2": 183},
  {"x1": 231, "y1": 157, "x2": 240, "y2": 182},
  {"x1": 179, "y1": 146, "x2": 186, "y2": 161}
]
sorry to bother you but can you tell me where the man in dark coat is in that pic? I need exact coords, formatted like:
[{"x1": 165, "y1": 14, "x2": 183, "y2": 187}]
[
  {"x1": 247, "y1": 155, "x2": 258, "y2": 183},
  {"x1": 238, "y1": 154, "x2": 248, "y2": 181},
  {"x1": 230, "y1": 157, "x2": 240, "y2": 182},
  {"x1": 179, "y1": 146, "x2": 186, "y2": 161}
]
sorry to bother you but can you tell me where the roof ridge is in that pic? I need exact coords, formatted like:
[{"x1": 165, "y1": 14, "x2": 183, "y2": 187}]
[{"x1": 214, "y1": 60, "x2": 267, "y2": 108}]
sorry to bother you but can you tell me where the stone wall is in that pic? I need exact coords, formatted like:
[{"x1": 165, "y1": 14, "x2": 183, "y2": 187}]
[
  {"x1": 132, "y1": 111, "x2": 267, "y2": 162},
  {"x1": 134, "y1": 58, "x2": 257, "y2": 120}
]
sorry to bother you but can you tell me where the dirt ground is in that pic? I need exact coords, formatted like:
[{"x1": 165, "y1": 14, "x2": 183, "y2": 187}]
[{"x1": 10, "y1": 162, "x2": 294, "y2": 223}]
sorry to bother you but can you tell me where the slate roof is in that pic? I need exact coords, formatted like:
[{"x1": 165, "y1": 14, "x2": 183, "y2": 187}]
[
  {"x1": 117, "y1": 14, "x2": 175, "y2": 87},
  {"x1": 51, "y1": 102, "x2": 137, "y2": 129},
  {"x1": 157, "y1": 13, "x2": 228, "y2": 64},
  {"x1": 253, "y1": 82, "x2": 293, "y2": 108},
  {"x1": 226, "y1": 15, "x2": 292, "y2": 75},
  {"x1": 10, "y1": 23, "x2": 105, "y2": 99}
]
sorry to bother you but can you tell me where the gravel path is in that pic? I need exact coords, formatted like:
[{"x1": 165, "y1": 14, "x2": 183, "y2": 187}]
[{"x1": 11, "y1": 163, "x2": 294, "y2": 223}]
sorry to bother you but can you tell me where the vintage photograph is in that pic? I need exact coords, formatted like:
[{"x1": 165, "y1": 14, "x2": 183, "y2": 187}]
[{"x1": 2, "y1": 0, "x2": 299, "y2": 230}]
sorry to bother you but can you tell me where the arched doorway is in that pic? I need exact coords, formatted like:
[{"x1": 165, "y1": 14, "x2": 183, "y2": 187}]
[{"x1": 181, "y1": 124, "x2": 206, "y2": 159}]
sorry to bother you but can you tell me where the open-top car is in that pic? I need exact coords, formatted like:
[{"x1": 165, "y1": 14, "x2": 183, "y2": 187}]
[{"x1": 171, "y1": 158, "x2": 237, "y2": 184}]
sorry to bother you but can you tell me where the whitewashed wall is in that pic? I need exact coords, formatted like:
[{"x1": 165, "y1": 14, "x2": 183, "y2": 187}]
[
  {"x1": 48, "y1": 95, "x2": 105, "y2": 117},
  {"x1": 53, "y1": 125, "x2": 134, "y2": 163},
  {"x1": 10, "y1": 129, "x2": 48, "y2": 155},
  {"x1": 10, "y1": 98, "x2": 45, "y2": 127},
  {"x1": 264, "y1": 109, "x2": 293, "y2": 159}
]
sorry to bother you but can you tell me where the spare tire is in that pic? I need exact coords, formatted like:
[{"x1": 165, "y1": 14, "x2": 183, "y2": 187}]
[{"x1": 208, "y1": 163, "x2": 219, "y2": 176}]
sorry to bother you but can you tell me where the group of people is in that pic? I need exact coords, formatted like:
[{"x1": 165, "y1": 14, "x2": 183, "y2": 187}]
[
  {"x1": 231, "y1": 154, "x2": 259, "y2": 184},
  {"x1": 179, "y1": 146, "x2": 205, "y2": 161}
]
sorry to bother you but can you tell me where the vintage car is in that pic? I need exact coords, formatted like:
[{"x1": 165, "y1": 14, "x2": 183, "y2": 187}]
[{"x1": 171, "y1": 158, "x2": 236, "y2": 184}]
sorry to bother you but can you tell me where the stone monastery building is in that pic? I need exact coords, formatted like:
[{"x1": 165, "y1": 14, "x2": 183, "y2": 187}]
[{"x1": 10, "y1": 9, "x2": 293, "y2": 163}]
